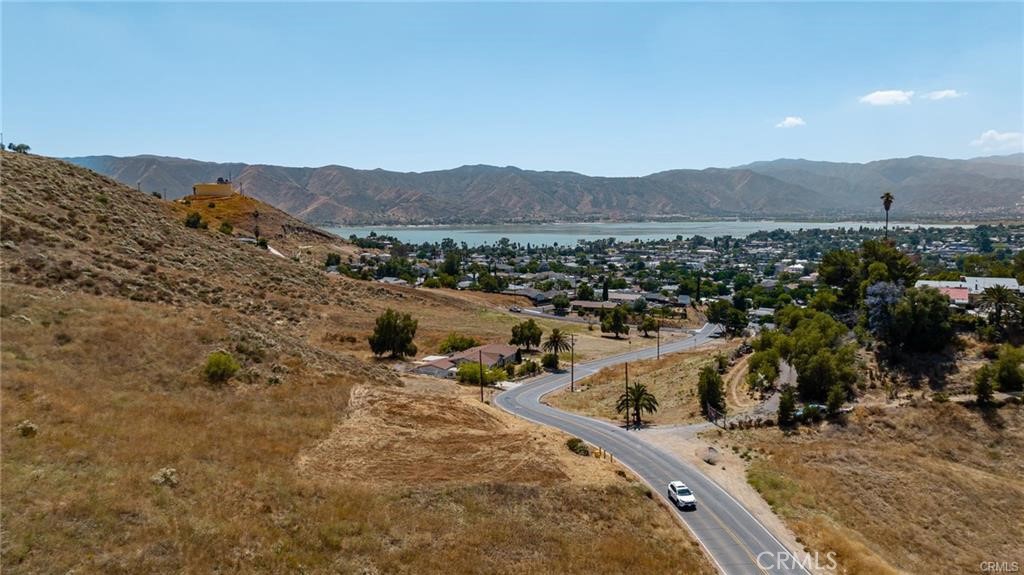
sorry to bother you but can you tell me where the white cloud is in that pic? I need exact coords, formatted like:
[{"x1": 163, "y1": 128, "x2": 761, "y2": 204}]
[
  {"x1": 859, "y1": 90, "x2": 915, "y2": 106},
  {"x1": 922, "y1": 89, "x2": 964, "y2": 100},
  {"x1": 970, "y1": 130, "x2": 1024, "y2": 151},
  {"x1": 775, "y1": 116, "x2": 806, "y2": 129}
]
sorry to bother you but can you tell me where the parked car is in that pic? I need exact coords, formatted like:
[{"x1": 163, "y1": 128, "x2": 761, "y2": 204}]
[
  {"x1": 509, "y1": 305, "x2": 522, "y2": 313},
  {"x1": 667, "y1": 481, "x2": 697, "y2": 509}
]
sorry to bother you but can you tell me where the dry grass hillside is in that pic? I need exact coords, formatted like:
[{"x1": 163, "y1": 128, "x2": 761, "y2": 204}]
[
  {"x1": 733, "y1": 402, "x2": 1024, "y2": 574},
  {"x1": 168, "y1": 191, "x2": 363, "y2": 266},
  {"x1": 1, "y1": 152, "x2": 713, "y2": 574},
  {"x1": 548, "y1": 340, "x2": 736, "y2": 426}
]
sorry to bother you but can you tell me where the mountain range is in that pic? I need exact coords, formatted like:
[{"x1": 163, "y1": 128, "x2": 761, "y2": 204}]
[{"x1": 66, "y1": 153, "x2": 1024, "y2": 224}]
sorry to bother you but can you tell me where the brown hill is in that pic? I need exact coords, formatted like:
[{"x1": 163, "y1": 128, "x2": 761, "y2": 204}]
[
  {"x1": 0, "y1": 152, "x2": 712, "y2": 574},
  {"x1": 69, "y1": 153, "x2": 1024, "y2": 224},
  {"x1": 68, "y1": 155, "x2": 839, "y2": 223}
]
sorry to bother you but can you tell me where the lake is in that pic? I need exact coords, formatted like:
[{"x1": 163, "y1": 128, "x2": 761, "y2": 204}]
[{"x1": 324, "y1": 220, "x2": 967, "y2": 247}]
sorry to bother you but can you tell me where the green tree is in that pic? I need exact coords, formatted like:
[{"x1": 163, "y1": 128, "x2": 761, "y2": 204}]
[
  {"x1": 809, "y1": 288, "x2": 838, "y2": 313},
  {"x1": 640, "y1": 316, "x2": 659, "y2": 337},
  {"x1": 552, "y1": 293, "x2": 571, "y2": 315},
  {"x1": 975, "y1": 365, "x2": 995, "y2": 406},
  {"x1": 542, "y1": 328, "x2": 572, "y2": 365},
  {"x1": 601, "y1": 306, "x2": 630, "y2": 338},
  {"x1": 697, "y1": 366, "x2": 726, "y2": 417},
  {"x1": 778, "y1": 387, "x2": 797, "y2": 427},
  {"x1": 979, "y1": 285, "x2": 1021, "y2": 338},
  {"x1": 325, "y1": 252, "x2": 342, "y2": 267},
  {"x1": 888, "y1": 286, "x2": 954, "y2": 353},
  {"x1": 826, "y1": 383, "x2": 846, "y2": 418},
  {"x1": 616, "y1": 381, "x2": 659, "y2": 428},
  {"x1": 7, "y1": 143, "x2": 30, "y2": 154},
  {"x1": 439, "y1": 332, "x2": 481, "y2": 354},
  {"x1": 991, "y1": 345, "x2": 1024, "y2": 391},
  {"x1": 819, "y1": 249, "x2": 861, "y2": 309},
  {"x1": 880, "y1": 192, "x2": 894, "y2": 239},
  {"x1": 746, "y1": 348, "x2": 780, "y2": 392},
  {"x1": 368, "y1": 309, "x2": 418, "y2": 358},
  {"x1": 510, "y1": 319, "x2": 543, "y2": 351},
  {"x1": 204, "y1": 351, "x2": 240, "y2": 385},
  {"x1": 708, "y1": 300, "x2": 748, "y2": 337},
  {"x1": 576, "y1": 282, "x2": 595, "y2": 301},
  {"x1": 632, "y1": 296, "x2": 648, "y2": 315},
  {"x1": 441, "y1": 251, "x2": 461, "y2": 276}
]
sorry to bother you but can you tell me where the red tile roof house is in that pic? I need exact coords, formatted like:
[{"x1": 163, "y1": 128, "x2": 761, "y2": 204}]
[
  {"x1": 450, "y1": 344, "x2": 522, "y2": 369},
  {"x1": 410, "y1": 344, "x2": 522, "y2": 378},
  {"x1": 936, "y1": 287, "x2": 970, "y2": 306}
]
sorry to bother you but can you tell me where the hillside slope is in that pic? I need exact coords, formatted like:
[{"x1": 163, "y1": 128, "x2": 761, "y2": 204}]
[
  {"x1": 0, "y1": 152, "x2": 713, "y2": 574},
  {"x1": 67, "y1": 153, "x2": 1024, "y2": 224},
  {"x1": 739, "y1": 154, "x2": 1024, "y2": 218}
]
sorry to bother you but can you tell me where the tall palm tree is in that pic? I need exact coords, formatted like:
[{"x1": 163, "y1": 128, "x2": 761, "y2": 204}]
[
  {"x1": 542, "y1": 328, "x2": 572, "y2": 355},
  {"x1": 979, "y1": 285, "x2": 1020, "y2": 336},
  {"x1": 616, "y1": 381, "x2": 659, "y2": 428},
  {"x1": 880, "y1": 192, "x2": 895, "y2": 239}
]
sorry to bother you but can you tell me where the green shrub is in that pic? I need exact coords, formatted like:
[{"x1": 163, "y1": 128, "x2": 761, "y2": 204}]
[
  {"x1": 455, "y1": 363, "x2": 505, "y2": 385},
  {"x1": 438, "y1": 332, "x2": 481, "y2": 354},
  {"x1": 184, "y1": 212, "x2": 204, "y2": 229},
  {"x1": 218, "y1": 221, "x2": 233, "y2": 235},
  {"x1": 799, "y1": 405, "x2": 824, "y2": 423},
  {"x1": 517, "y1": 360, "x2": 540, "y2": 377},
  {"x1": 541, "y1": 352, "x2": 559, "y2": 370},
  {"x1": 566, "y1": 437, "x2": 590, "y2": 456},
  {"x1": 368, "y1": 309, "x2": 418, "y2": 358},
  {"x1": 257, "y1": 238, "x2": 268, "y2": 249},
  {"x1": 325, "y1": 252, "x2": 342, "y2": 267},
  {"x1": 204, "y1": 351, "x2": 240, "y2": 384}
]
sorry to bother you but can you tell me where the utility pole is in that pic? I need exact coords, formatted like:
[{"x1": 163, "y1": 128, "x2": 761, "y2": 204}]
[
  {"x1": 479, "y1": 349, "x2": 484, "y2": 402},
  {"x1": 657, "y1": 319, "x2": 661, "y2": 360},
  {"x1": 624, "y1": 361, "x2": 630, "y2": 429},
  {"x1": 569, "y1": 333, "x2": 576, "y2": 393}
]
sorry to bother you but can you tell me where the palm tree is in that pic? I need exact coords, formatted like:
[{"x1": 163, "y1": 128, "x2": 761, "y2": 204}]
[
  {"x1": 880, "y1": 192, "x2": 895, "y2": 239},
  {"x1": 542, "y1": 328, "x2": 572, "y2": 355},
  {"x1": 616, "y1": 381, "x2": 659, "y2": 428},
  {"x1": 979, "y1": 285, "x2": 1020, "y2": 336}
]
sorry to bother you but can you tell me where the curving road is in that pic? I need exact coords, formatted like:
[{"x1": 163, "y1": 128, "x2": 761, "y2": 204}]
[{"x1": 495, "y1": 324, "x2": 810, "y2": 575}]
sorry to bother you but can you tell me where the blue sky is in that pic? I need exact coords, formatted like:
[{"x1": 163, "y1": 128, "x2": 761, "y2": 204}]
[{"x1": 2, "y1": 2, "x2": 1022, "y2": 175}]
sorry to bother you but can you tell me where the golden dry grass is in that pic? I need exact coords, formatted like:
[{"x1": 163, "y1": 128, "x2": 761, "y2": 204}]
[
  {"x1": 1, "y1": 153, "x2": 714, "y2": 574},
  {"x1": 1, "y1": 287, "x2": 713, "y2": 574},
  {"x1": 548, "y1": 341, "x2": 737, "y2": 426},
  {"x1": 739, "y1": 403, "x2": 1024, "y2": 574}
]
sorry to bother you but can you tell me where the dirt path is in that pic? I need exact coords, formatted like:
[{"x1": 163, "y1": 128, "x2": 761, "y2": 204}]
[{"x1": 725, "y1": 354, "x2": 756, "y2": 412}]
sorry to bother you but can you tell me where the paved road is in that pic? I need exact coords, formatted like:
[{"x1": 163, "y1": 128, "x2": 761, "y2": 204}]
[
  {"x1": 495, "y1": 324, "x2": 810, "y2": 575},
  {"x1": 516, "y1": 307, "x2": 690, "y2": 333}
]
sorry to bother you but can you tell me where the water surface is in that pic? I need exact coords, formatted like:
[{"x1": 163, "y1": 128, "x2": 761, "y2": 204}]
[{"x1": 325, "y1": 220, "x2": 965, "y2": 247}]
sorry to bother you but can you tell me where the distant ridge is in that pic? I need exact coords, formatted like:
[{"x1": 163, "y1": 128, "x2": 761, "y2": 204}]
[{"x1": 66, "y1": 153, "x2": 1024, "y2": 224}]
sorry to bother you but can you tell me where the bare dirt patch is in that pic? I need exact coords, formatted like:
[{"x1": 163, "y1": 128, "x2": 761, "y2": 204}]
[{"x1": 548, "y1": 340, "x2": 736, "y2": 426}]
